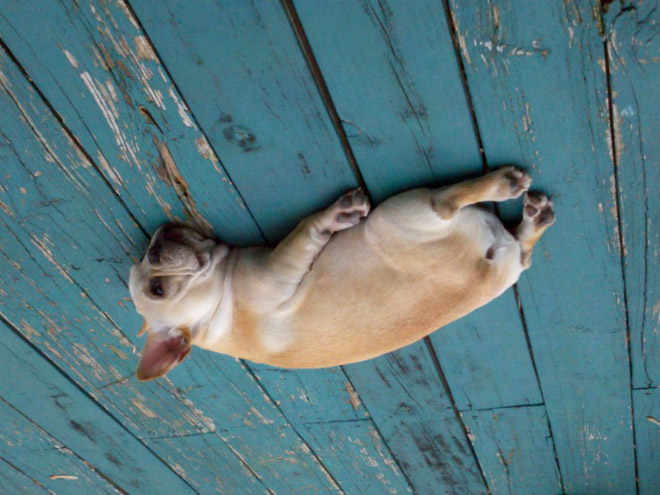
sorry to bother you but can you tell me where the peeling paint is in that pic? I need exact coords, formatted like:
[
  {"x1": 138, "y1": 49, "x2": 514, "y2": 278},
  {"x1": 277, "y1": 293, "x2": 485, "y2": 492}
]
[
  {"x1": 131, "y1": 398, "x2": 157, "y2": 418},
  {"x1": 30, "y1": 234, "x2": 74, "y2": 283},
  {"x1": 167, "y1": 87, "x2": 196, "y2": 129},
  {"x1": 134, "y1": 36, "x2": 158, "y2": 62},
  {"x1": 63, "y1": 50, "x2": 79, "y2": 69}
]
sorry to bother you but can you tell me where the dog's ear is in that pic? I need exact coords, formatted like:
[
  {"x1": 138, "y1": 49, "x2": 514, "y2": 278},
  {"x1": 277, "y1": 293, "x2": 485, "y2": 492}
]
[{"x1": 136, "y1": 327, "x2": 192, "y2": 381}]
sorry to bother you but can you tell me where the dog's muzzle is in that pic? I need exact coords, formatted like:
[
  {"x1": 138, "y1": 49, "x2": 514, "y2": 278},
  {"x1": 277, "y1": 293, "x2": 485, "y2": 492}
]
[{"x1": 146, "y1": 224, "x2": 210, "y2": 272}]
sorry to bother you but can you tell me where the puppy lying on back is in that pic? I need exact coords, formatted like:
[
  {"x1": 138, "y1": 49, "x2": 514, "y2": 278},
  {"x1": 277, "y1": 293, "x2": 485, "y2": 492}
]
[{"x1": 129, "y1": 167, "x2": 554, "y2": 380}]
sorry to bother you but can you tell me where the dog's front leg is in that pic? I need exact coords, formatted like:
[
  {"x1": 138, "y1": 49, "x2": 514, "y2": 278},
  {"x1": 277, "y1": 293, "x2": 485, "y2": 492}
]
[{"x1": 267, "y1": 188, "x2": 370, "y2": 296}]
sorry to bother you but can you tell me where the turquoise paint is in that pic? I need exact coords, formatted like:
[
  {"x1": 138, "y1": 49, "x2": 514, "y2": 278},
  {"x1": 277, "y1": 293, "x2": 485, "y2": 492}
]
[
  {"x1": 0, "y1": 0, "x2": 262, "y2": 245},
  {"x1": 633, "y1": 388, "x2": 660, "y2": 495},
  {"x1": 293, "y1": 0, "x2": 482, "y2": 201},
  {"x1": 605, "y1": 0, "x2": 660, "y2": 389},
  {"x1": 449, "y1": 0, "x2": 635, "y2": 492},
  {"x1": 461, "y1": 406, "x2": 561, "y2": 495},
  {"x1": 0, "y1": 320, "x2": 196, "y2": 495},
  {"x1": 130, "y1": 0, "x2": 359, "y2": 242}
]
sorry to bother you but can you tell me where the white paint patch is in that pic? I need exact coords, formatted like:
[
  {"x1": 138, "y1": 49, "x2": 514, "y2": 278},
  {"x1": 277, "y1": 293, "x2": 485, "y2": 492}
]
[
  {"x1": 130, "y1": 398, "x2": 157, "y2": 418},
  {"x1": 168, "y1": 87, "x2": 196, "y2": 128},
  {"x1": 134, "y1": 36, "x2": 157, "y2": 62},
  {"x1": 97, "y1": 150, "x2": 123, "y2": 186},
  {"x1": 63, "y1": 50, "x2": 79, "y2": 69}
]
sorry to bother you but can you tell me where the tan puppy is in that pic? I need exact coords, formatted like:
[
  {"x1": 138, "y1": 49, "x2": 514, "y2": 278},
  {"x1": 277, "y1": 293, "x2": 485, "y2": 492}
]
[{"x1": 129, "y1": 167, "x2": 554, "y2": 380}]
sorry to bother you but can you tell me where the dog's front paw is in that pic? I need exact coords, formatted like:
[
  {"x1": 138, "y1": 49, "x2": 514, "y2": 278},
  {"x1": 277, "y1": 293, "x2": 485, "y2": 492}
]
[
  {"x1": 328, "y1": 187, "x2": 371, "y2": 232},
  {"x1": 493, "y1": 166, "x2": 532, "y2": 200}
]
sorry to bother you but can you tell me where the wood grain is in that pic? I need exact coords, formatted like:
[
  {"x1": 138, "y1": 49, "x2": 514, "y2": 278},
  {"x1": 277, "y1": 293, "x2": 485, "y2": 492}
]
[{"x1": 448, "y1": 0, "x2": 636, "y2": 492}]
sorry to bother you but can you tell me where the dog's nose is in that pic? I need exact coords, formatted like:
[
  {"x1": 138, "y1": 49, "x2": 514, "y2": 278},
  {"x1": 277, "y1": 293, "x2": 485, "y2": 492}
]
[{"x1": 147, "y1": 242, "x2": 162, "y2": 264}]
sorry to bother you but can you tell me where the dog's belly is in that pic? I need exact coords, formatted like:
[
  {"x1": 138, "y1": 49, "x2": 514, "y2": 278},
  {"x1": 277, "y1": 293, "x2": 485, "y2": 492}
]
[{"x1": 260, "y1": 206, "x2": 522, "y2": 368}]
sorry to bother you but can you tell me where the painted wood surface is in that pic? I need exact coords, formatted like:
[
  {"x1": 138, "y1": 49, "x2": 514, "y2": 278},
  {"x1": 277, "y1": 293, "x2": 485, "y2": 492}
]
[
  {"x1": 0, "y1": 319, "x2": 195, "y2": 495},
  {"x1": 461, "y1": 405, "x2": 561, "y2": 495},
  {"x1": 448, "y1": 0, "x2": 636, "y2": 493},
  {"x1": 633, "y1": 388, "x2": 660, "y2": 495},
  {"x1": 0, "y1": 0, "x2": 654, "y2": 493},
  {"x1": 605, "y1": 0, "x2": 660, "y2": 389},
  {"x1": 130, "y1": 0, "x2": 359, "y2": 243}
]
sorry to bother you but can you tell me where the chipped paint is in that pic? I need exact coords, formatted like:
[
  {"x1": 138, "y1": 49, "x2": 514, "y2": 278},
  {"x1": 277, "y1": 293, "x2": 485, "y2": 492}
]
[
  {"x1": 345, "y1": 381, "x2": 362, "y2": 410},
  {"x1": 195, "y1": 136, "x2": 222, "y2": 174},
  {"x1": 96, "y1": 150, "x2": 123, "y2": 187},
  {"x1": 134, "y1": 36, "x2": 158, "y2": 62},
  {"x1": 63, "y1": 50, "x2": 79, "y2": 69},
  {"x1": 30, "y1": 234, "x2": 74, "y2": 283},
  {"x1": 131, "y1": 398, "x2": 157, "y2": 418},
  {"x1": 167, "y1": 87, "x2": 196, "y2": 129}
]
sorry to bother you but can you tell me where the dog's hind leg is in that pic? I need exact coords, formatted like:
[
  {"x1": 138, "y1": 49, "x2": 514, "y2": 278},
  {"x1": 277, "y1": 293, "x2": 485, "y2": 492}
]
[
  {"x1": 515, "y1": 192, "x2": 555, "y2": 268},
  {"x1": 432, "y1": 166, "x2": 531, "y2": 220},
  {"x1": 266, "y1": 188, "x2": 370, "y2": 297}
]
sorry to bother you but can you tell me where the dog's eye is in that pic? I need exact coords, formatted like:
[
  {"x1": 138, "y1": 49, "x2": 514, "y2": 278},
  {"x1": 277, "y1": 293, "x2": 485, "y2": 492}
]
[{"x1": 149, "y1": 277, "x2": 164, "y2": 297}]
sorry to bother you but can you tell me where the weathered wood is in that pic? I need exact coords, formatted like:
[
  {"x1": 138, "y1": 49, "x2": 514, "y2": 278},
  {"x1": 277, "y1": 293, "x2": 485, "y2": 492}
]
[
  {"x1": 130, "y1": 0, "x2": 359, "y2": 242},
  {"x1": 0, "y1": 0, "x2": 262, "y2": 245},
  {"x1": 448, "y1": 0, "x2": 635, "y2": 492},
  {"x1": 0, "y1": 41, "x2": 344, "y2": 493},
  {"x1": 0, "y1": 319, "x2": 195, "y2": 495},
  {"x1": 293, "y1": 0, "x2": 481, "y2": 201},
  {"x1": 461, "y1": 405, "x2": 561, "y2": 495},
  {"x1": 432, "y1": 292, "x2": 542, "y2": 411},
  {"x1": 605, "y1": 0, "x2": 660, "y2": 389},
  {"x1": 0, "y1": 399, "x2": 120, "y2": 495},
  {"x1": 633, "y1": 388, "x2": 660, "y2": 495}
]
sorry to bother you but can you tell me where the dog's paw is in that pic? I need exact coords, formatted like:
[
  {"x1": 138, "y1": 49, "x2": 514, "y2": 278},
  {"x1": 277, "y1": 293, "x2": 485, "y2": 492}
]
[
  {"x1": 494, "y1": 166, "x2": 531, "y2": 200},
  {"x1": 329, "y1": 188, "x2": 371, "y2": 232},
  {"x1": 523, "y1": 191, "x2": 555, "y2": 227}
]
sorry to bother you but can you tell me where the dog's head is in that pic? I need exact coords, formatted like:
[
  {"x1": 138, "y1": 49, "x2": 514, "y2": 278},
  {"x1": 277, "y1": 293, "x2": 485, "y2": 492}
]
[{"x1": 129, "y1": 224, "x2": 228, "y2": 381}]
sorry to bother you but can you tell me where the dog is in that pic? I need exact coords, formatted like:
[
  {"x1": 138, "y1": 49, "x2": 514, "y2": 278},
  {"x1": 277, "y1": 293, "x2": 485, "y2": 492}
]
[{"x1": 129, "y1": 167, "x2": 554, "y2": 380}]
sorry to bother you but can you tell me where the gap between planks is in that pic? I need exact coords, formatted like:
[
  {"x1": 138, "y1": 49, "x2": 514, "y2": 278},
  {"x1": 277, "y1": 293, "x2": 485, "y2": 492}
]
[{"x1": 602, "y1": 12, "x2": 640, "y2": 495}]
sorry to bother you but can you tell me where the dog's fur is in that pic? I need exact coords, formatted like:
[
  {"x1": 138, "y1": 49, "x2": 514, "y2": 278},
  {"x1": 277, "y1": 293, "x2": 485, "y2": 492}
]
[{"x1": 129, "y1": 167, "x2": 554, "y2": 380}]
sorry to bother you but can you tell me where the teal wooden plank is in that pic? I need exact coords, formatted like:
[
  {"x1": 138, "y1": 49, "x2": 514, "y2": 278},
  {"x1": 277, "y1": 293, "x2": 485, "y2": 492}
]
[
  {"x1": 0, "y1": 320, "x2": 195, "y2": 495},
  {"x1": 449, "y1": 0, "x2": 635, "y2": 492},
  {"x1": 461, "y1": 406, "x2": 561, "y2": 495},
  {"x1": 303, "y1": 421, "x2": 413, "y2": 495},
  {"x1": 633, "y1": 388, "x2": 660, "y2": 495},
  {"x1": 433, "y1": 291, "x2": 542, "y2": 411},
  {"x1": 605, "y1": 0, "x2": 660, "y2": 388},
  {"x1": 0, "y1": 459, "x2": 51, "y2": 495},
  {"x1": 129, "y1": 0, "x2": 359, "y2": 242},
  {"x1": 0, "y1": 44, "x2": 342, "y2": 493},
  {"x1": 145, "y1": 434, "x2": 267, "y2": 495},
  {"x1": 345, "y1": 343, "x2": 488, "y2": 495},
  {"x1": 0, "y1": 399, "x2": 120, "y2": 495},
  {"x1": 293, "y1": 0, "x2": 481, "y2": 201},
  {"x1": 0, "y1": 0, "x2": 262, "y2": 245}
]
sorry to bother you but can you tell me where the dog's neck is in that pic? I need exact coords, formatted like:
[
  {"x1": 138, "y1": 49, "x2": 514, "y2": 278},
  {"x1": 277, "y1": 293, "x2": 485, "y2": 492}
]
[{"x1": 191, "y1": 248, "x2": 240, "y2": 349}]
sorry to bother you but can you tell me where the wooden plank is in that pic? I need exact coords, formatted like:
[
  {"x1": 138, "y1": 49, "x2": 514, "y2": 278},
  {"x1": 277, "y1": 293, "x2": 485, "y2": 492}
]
[
  {"x1": 129, "y1": 0, "x2": 359, "y2": 242},
  {"x1": 0, "y1": 319, "x2": 195, "y2": 495},
  {"x1": 0, "y1": 44, "x2": 344, "y2": 494},
  {"x1": 0, "y1": 0, "x2": 262, "y2": 245},
  {"x1": 604, "y1": 0, "x2": 660, "y2": 388},
  {"x1": 0, "y1": 399, "x2": 120, "y2": 495},
  {"x1": 0, "y1": 459, "x2": 51, "y2": 495},
  {"x1": 448, "y1": 0, "x2": 635, "y2": 492},
  {"x1": 633, "y1": 388, "x2": 660, "y2": 495},
  {"x1": 433, "y1": 292, "x2": 542, "y2": 411},
  {"x1": 461, "y1": 406, "x2": 561, "y2": 495},
  {"x1": 292, "y1": 0, "x2": 482, "y2": 200}
]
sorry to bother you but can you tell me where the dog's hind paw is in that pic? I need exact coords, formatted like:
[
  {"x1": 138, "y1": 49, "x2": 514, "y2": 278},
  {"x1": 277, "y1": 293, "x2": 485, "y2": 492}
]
[{"x1": 523, "y1": 191, "x2": 555, "y2": 227}]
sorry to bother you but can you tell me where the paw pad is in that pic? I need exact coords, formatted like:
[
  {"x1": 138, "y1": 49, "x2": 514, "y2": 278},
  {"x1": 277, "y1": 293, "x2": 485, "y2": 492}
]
[{"x1": 523, "y1": 191, "x2": 555, "y2": 227}]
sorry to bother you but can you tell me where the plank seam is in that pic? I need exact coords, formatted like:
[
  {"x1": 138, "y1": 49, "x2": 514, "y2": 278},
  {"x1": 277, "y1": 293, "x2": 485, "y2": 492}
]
[
  {"x1": 602, "y1": 18, "x2": 640, "y2": 495},
  {"x1": 279, "y1": 0, "x2": 367, "y2": 191},
  {"x1": 458, "y1": 402, "x2": 545, "y2": 414},
  {"x1": 0, "y1": 397, "x2": 129, "y2": 495},
  {"x1": 0, "y1": 312, "x2": 202, "y2": 495},
  {"x1": 239, "y1": 360, "x2": 348, "y2": 495},
  {"x1": 424, "y1": 337, "x2": 492, "y2": 494},
  {"x1": 437, "y1": 2, "x2": 568, "y2": 492},
  {"x1": 0, "y1": 36, "x2": 150, "y2": 240},
  {"x1": 120, "y1": 0, "x2": 268, "y2": 243}
]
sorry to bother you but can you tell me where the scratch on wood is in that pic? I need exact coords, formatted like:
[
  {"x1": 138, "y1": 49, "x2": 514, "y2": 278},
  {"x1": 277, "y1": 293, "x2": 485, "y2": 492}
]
[
  {"x1": 154, "y1": 138, "x2": 212, "y2": 234},
  {"x1": 29, "y1": 234, "x2": 74, "y2": 283},
  {"x1": 647, "y1": 416, "x2": 660, "y2": 427}
]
